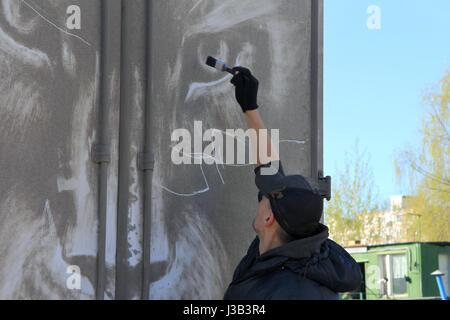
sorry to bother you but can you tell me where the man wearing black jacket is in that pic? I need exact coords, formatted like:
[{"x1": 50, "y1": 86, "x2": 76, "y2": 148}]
[{"x1": 224, "y1": 67, "x2": 362, "y2": 300}]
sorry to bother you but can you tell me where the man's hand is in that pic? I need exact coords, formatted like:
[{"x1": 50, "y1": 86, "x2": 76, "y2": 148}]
[{"x1": 230, "y1": 66, "x2": 259, "y2": 113}]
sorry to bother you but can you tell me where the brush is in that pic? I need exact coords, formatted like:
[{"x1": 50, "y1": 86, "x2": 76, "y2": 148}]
[{"x1": 205, "y1": 56, "x2": 234, "y2": 75}]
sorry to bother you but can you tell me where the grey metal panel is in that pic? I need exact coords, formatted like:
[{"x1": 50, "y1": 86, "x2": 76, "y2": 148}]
[
  {"x1": 95, "y1": 0, "x2": 122, "y2": 300},
  {"x1": 101, "y1": 1, "x2": 122, "y2": 300},
  {"x1": 311, "y1": 0, "x2": 324, "y2": 220},
  {"x1": 115, "y1": 0, "x2": 147, "y2": 300},
  {"x1": 146, "y1": 0, "x2": 322, "y2": 299},
  {"x1": 0, "y1": 0, "x2": 103, "y2": 299},
  {"x1": 0, "y1": 0, "x2": 323, "y2": 299},
  {"x1": 141, "y1": 0, "x2": 155, "y2": 300}
]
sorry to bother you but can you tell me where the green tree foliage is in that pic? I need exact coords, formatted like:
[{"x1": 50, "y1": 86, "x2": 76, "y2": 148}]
[
  {"x1": 325, "y1": 141, "x2": 385, "y2": 245},
  {"x1": 394, "y1": 70, "x2": 449, "y2": 242}
]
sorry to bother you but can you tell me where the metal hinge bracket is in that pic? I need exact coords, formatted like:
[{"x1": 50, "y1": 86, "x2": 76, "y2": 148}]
[
  {"x1": 318, "y1": 170, "x2": 331, "y2": 201},
  {"x1": 91, "y1": 144, "x2": 111, "y2": 164},
  {"x1": 137, "y1": 152, "x2": 155, "y2": 171}
]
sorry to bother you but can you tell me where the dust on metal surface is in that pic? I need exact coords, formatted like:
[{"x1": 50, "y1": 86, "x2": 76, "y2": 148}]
[{"x1": 0, "y1": 0, "x2": 323, "y2": 299}]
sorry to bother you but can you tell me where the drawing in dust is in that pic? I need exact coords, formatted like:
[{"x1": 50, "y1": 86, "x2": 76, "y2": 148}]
[
  {"x1": 148, "y1": 0, "x2": 314, "y2": 299},
  {"x1": 0, "y1": 0, "x2": 104, "y2": 299},
  {"x1": 160, "y1": 138, "x2": 306, "y2": 197},
  {"x1": 0, "y1": 0, "x2": 317, "y2": 300}
]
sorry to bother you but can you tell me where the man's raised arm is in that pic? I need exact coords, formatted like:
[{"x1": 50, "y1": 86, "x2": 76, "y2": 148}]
[
  {"x1": 244, "y1": 110, "x2": 279, "y2": 169},
  {"x1": 230, "y1": 67, "x2": 279, "y2": 170}
]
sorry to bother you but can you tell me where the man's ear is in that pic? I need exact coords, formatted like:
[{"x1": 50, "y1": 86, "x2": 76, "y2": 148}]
[{"x1": 264, "y1": 211, "x2": 276, "y2": 227}]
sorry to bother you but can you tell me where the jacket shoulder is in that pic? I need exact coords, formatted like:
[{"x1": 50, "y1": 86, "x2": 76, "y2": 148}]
[
  {"x1": 230, "y1": 237, "x2": 260, "y2": 282},
  {"x1": 266, "y1": 269, "x2": 338, "y2": 300}
]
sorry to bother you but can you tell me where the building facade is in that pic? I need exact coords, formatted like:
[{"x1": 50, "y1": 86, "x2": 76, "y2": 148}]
[
  {"x1": 328, "y1": 195, "x2": 420, "y2": 247},
  {"x1": 344, "y1": 242, "x2": 450, "y2": 300}
]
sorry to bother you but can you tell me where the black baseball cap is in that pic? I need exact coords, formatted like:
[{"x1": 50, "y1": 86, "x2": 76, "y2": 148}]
[{"x1": 255, "y1": 162, "x2": 323, "y2": 239}]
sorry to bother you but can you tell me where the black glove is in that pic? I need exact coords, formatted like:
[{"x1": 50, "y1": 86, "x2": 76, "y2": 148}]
[{"x1": 230, "y1": 66, "x2": 259, "y2": 113}]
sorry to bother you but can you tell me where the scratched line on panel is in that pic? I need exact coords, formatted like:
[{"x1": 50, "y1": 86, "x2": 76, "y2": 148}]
[
  {"x1": 185, "y1": 74, "x2": 232, "y2": 102},
  {"x1": 156, "y1": 151, "x2": 211, "y2": 197},
  {"x1": 159, "y1": 139, "x2": 306, "y2": 197},
  {"x1": 188, "y1": 0, "x2": 205, "y2": 14},
  {"x1": 280, "y1": 139, "x2": 306, "y2": 144},
  {"x1": 21, "y1": 0, "x2": 92, "y2": 47}
]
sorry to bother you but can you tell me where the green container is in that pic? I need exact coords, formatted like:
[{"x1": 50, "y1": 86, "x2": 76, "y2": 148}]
[{"x1": 343, "y1": 242, "x2": 450, "y2": 300}]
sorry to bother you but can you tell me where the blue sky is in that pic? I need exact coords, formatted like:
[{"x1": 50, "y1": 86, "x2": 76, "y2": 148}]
[{"x1": 324, "y1": 0, "x2": 450, "y2": 205}]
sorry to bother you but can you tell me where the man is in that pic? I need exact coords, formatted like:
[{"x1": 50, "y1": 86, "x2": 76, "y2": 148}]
[{"x1": 223, "y1": 67, "x2": 362, "y2": 300}]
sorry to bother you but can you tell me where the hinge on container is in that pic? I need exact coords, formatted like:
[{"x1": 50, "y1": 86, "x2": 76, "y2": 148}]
[
  {"x1": 91, "y1": 144, "x2": 111, "y2": 164},
  {"x1": 318, "y1": 170, "x2": 331, "y2": 201},
  {"x1": 137, "y1": 152, "x2": 155, "y2": 171}
]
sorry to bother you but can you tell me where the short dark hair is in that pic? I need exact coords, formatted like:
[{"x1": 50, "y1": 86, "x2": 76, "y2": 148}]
[{"x1": 276, "y1": 224, "x2": 296, "y2": 244}]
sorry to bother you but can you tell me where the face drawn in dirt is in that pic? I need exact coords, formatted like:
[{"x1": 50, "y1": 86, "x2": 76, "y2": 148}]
[
  {"x1": 0, "y1": 0, "x2": 102, "y2": 299},
  {"x1": 148, "y1": 0, "x2": 311, "y2": 299}
]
